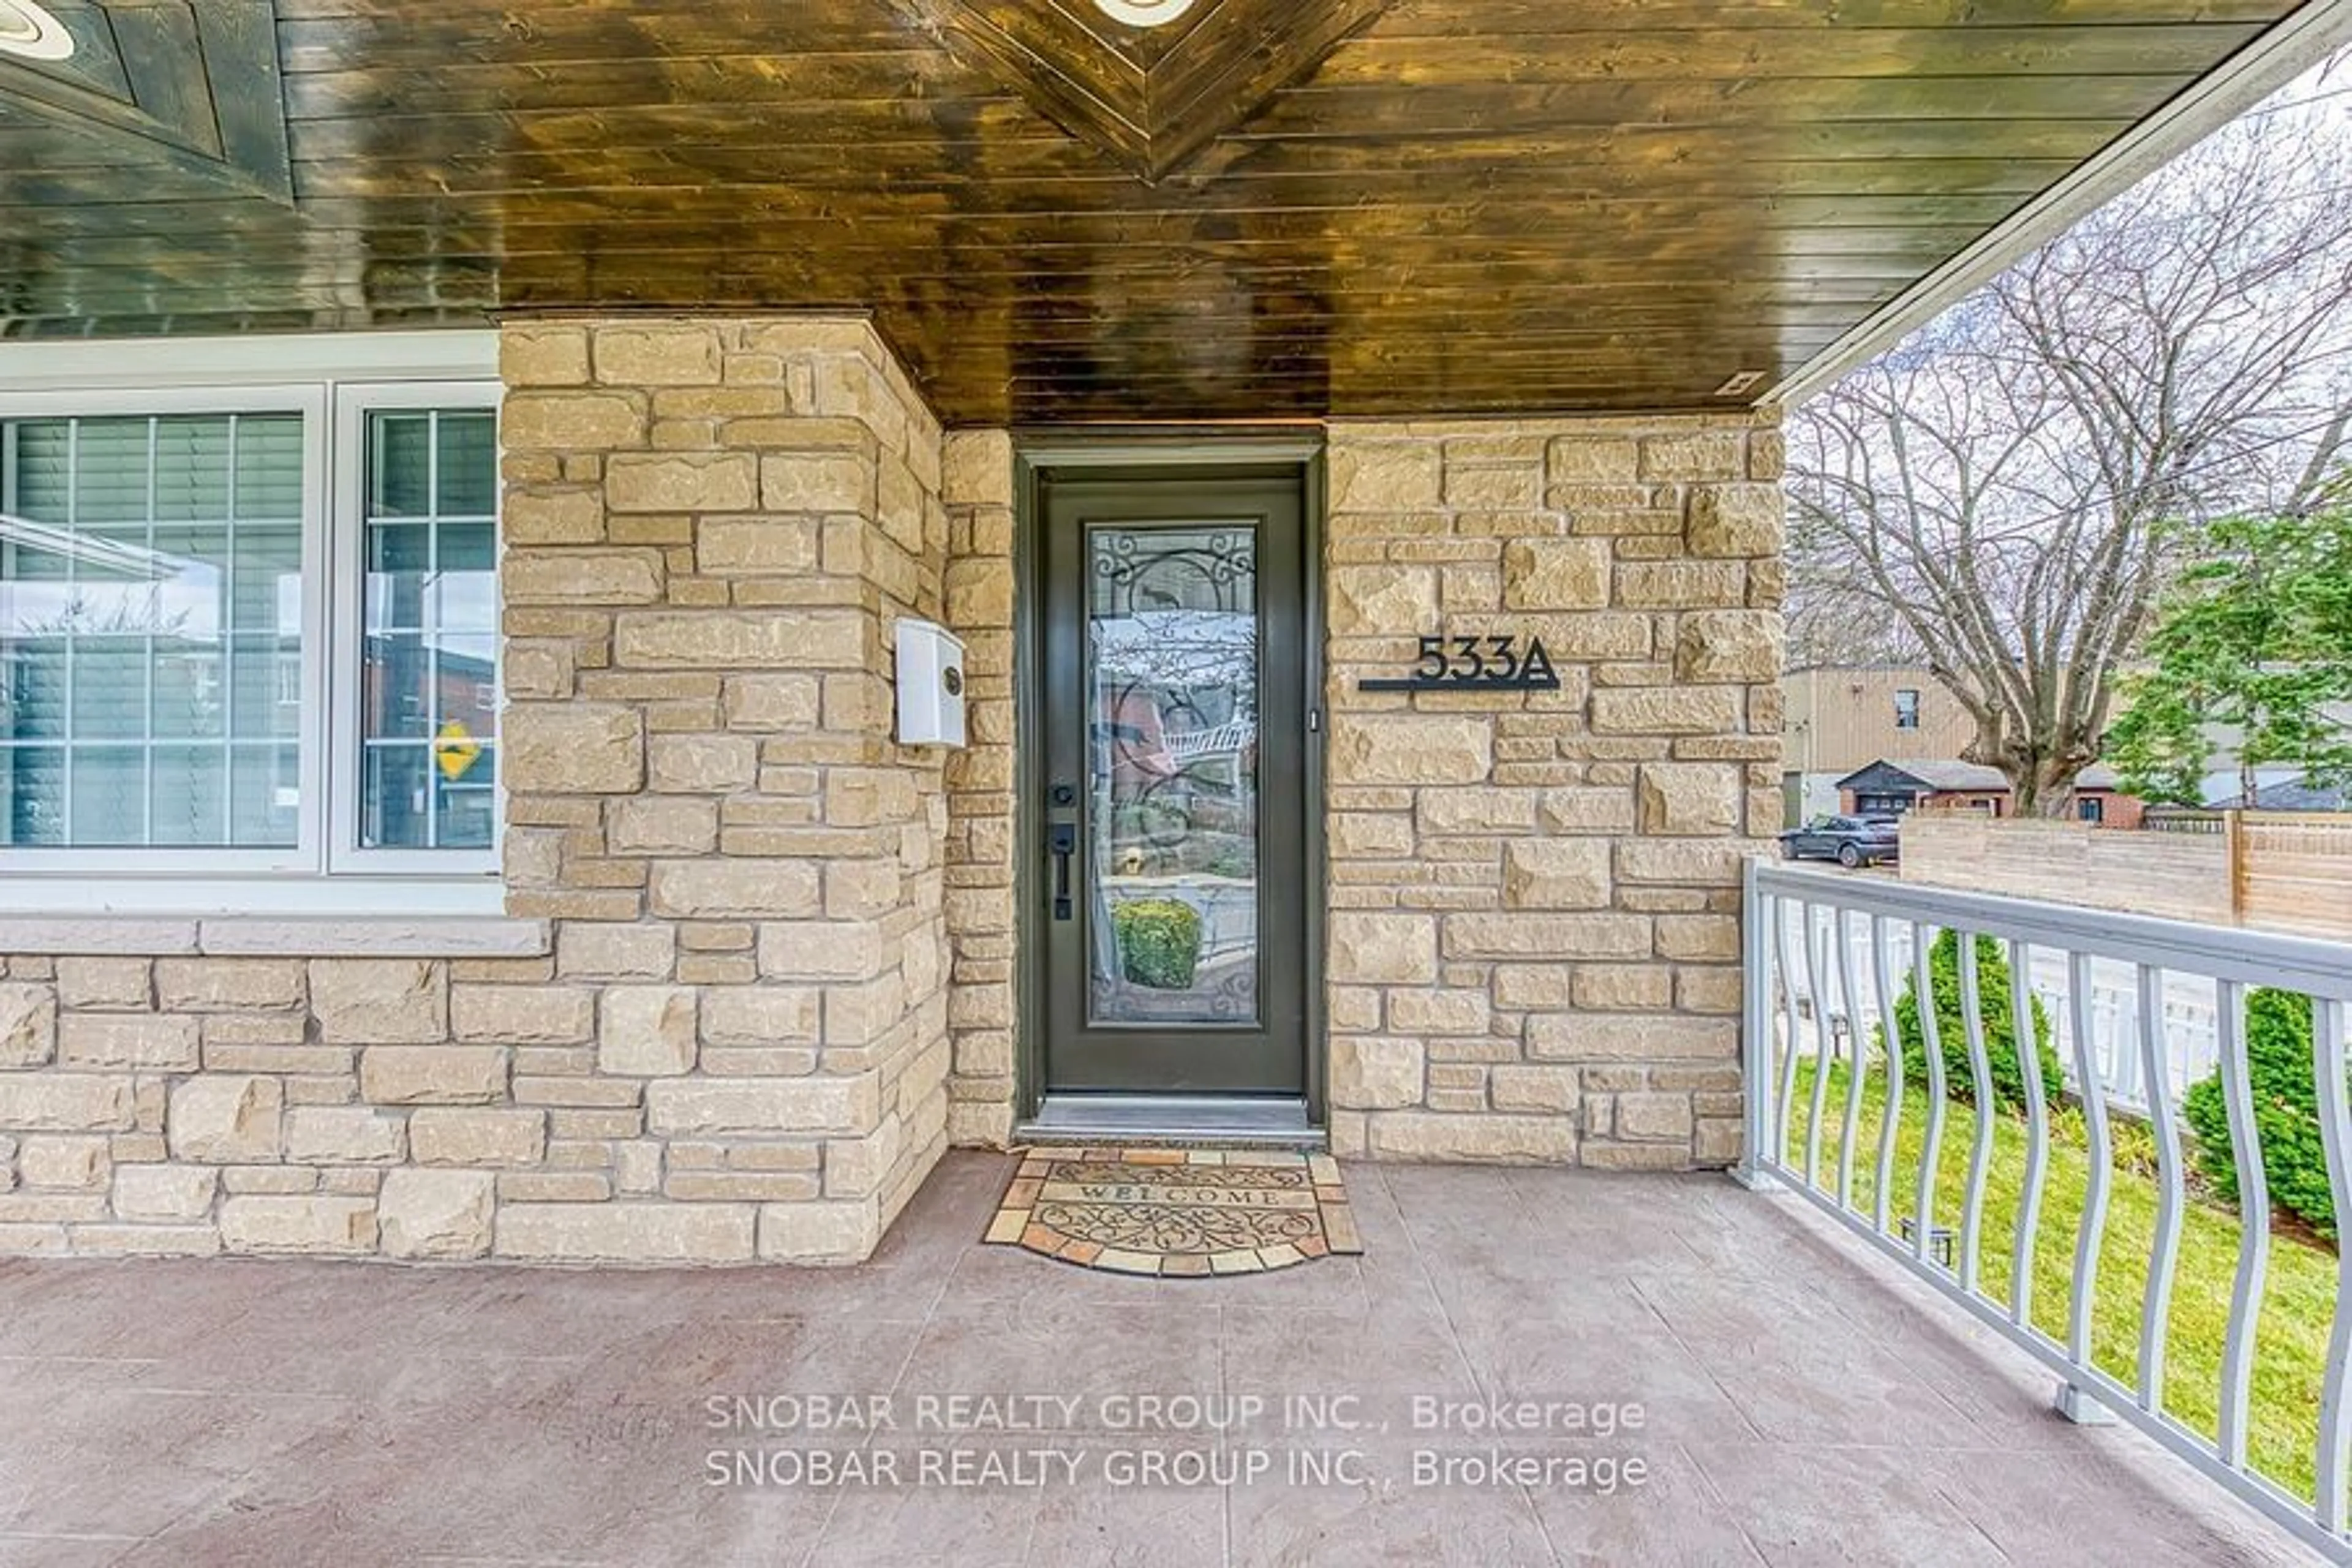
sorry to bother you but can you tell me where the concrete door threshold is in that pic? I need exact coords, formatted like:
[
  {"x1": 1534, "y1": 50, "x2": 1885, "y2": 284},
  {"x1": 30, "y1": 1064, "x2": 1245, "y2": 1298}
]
[{"x1": 1017, "y1": 1094, "x2": 1322, "y2": 1148}]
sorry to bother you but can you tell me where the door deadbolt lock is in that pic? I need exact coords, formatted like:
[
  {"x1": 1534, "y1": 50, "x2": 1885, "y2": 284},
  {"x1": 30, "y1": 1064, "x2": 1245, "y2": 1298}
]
[{"x1": 1050, "y1": 783, "x2": 1077, "y2": 809}]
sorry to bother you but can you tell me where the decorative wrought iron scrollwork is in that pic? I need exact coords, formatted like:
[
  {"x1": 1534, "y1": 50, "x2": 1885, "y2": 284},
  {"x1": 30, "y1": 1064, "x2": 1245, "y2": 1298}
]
[{"x1": 1090, "y1": 529, "x2": 1256, "y2": 616}]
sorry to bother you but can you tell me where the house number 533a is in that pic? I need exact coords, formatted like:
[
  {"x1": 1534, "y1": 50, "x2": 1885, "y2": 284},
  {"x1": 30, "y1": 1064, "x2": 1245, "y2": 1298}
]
[{"x1": 1360, "y1": 633, "x2": 1562, "y2": 693}]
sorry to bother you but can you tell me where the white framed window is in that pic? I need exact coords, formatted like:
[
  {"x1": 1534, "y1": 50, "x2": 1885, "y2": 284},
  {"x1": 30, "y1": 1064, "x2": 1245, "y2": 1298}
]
[
  {"x1": 331, "y1": 386, "x2": 500, "y2": 875},
  {"x1": 0, "y1": 389, "x2": 328, "y2": 873},
  {"x1": 0, "y1": 334, "x2": 501, "y2": 908}
]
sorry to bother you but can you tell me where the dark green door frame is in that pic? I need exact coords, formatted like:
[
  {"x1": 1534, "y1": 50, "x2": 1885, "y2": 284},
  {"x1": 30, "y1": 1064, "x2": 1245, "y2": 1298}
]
[
  {"x1": 1040, "y1": 472, "x2": 1306, "y2": 1093},
  {"x1": 1011, "y1": 437, "x2": 1327, "y2": 1125}
]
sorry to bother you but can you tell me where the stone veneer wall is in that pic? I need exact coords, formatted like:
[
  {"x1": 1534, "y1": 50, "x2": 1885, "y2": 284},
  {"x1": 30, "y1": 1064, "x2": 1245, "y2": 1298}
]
[
  {"x1": 938, "y1": 432, "x2": 1020, "y2": 1147},
  {"x1": 1322, "y1": 415, "x2": 1784, "y2": 1169},
  {"x1": 0, "y1": 380, "x2": 1786, "y2": 1263},
  {"x1": 0, "y1": 317, "x2": 955, "y2": 1264}
]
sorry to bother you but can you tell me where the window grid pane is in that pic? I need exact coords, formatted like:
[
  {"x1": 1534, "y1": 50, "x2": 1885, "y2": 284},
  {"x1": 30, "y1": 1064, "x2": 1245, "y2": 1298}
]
[
  {"x1": 0, "y1": 413, "x2": 303, "y2": 849},
  {"x1": 361, "y1": 408, "x2": 497, "y2": 853}
]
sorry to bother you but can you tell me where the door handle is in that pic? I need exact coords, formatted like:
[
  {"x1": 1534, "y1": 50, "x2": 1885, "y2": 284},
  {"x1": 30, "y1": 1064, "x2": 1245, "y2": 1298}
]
[{"x1": 1048, "y1": 823, "x2": 1077, "y2": 921}]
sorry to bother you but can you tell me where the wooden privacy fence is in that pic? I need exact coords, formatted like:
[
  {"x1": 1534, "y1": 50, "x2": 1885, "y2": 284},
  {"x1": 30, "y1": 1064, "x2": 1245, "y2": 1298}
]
[
  {"x1": 2237, "y1": 812, "x2": 2352, "y2": 938},
  {"x1": 1898, "y1": 811, "x2": 2352, "y2": 940}
]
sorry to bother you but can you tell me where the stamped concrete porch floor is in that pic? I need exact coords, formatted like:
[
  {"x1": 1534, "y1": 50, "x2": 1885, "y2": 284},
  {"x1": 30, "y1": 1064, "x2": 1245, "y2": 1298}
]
[{"x1": 0, "y1": 1153, "x2": 2312, "y2": 1567}]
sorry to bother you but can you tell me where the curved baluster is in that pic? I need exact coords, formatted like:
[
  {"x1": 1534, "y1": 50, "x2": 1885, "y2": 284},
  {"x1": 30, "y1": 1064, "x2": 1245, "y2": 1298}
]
[
  {"x1": 2135, "y1": 964, "x2": 2184, "y2": 1416},
  {"x1": 1956, "y1": 933, "x2": 1996, "y2": 1297},
  {"x1": 1912, "y1": 921, "x2": 1946, "y2": 1266},
  {"x1": 1740, "y1": 864, "x2": 1774, "y2": 1185},
  {"x1": 2314, "y1": 999, "x2": 2351, "y2": 1536},
  {"x1": 1802, "y1": 900, "x2": 1834, "y2": 1191},
  {"x1": 2066, "y1": 951, "x2": 2113, "y2": 1390},
  {"x1": 2214, "y1": 980, "x2": 2268, "y2": 1470},
  {"x1": 1870, "y1": 913, "x2": 1905, "y2": 1237},
  {"x1": 1773, "y1": 893, "x2": 1803, "y2": 1174},
  {"x1": 1835, "y1": 908, "x2": 1868, "y2": 1213},
  {"x1": 2009, "y1": 937, "x2": 2048, "y2": 1330}
]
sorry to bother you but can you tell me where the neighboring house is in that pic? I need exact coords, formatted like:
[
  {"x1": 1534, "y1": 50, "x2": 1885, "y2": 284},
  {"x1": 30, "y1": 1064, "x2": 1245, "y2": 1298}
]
[
  {"x1": 1836, "y1": 758, "x2": 2144, "y2": 827},
  {"x1": 2144, "y1": 706, "x2": 2352, "y2": 809},
  {"x1": 2204, "y1": 774, "x2": 2351, "y2": 812},
  {"x1": 0, "y1": 2, "x2": 2322, "y2": 1270},
  {"x1": 1782, "y1": 666, "x2": 1974, "y2": 822},
  {"x1": 2067, "y1": 773, "x2": 2146, "y2": 828}
]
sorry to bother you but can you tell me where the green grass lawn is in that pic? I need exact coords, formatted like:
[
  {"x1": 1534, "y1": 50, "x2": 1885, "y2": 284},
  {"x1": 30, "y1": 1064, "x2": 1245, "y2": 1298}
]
[{"x1": 1781, "y1": 1055, "x2": 2340, "y2": 1505}]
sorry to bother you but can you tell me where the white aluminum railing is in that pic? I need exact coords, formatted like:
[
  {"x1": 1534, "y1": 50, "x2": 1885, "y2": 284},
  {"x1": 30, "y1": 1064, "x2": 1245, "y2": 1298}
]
[
  {"x1": 1739, "y1": 860, "x2": 2352, "y2": 1563},
  {"x1": 1779, "y1": 914, "x2": 2225, "y2": 1112}
]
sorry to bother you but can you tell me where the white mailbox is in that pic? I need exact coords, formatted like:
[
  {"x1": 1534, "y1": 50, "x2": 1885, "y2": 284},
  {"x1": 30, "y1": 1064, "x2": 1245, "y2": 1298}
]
[{"x1": 894, "y1": 619, "x2": 968, "y2": 747}]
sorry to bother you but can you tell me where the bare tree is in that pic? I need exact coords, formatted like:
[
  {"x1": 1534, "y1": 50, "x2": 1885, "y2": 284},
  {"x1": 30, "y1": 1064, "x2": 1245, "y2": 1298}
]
[{"x1": 1787, "y1": 56, "x2": 2352, "y2": 813}]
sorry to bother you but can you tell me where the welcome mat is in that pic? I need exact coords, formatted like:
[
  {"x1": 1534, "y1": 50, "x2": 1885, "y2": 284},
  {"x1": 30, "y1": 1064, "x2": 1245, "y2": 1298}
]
[{"x1": 985, "y1": 1148, "x2": 1362, "y2": 1276}]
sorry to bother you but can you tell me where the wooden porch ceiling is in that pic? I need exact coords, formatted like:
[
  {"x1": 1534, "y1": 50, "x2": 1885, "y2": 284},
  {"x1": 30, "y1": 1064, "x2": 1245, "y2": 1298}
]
[{"x1": 0, "y1": 0, "x2": 2304, "y2": 423}]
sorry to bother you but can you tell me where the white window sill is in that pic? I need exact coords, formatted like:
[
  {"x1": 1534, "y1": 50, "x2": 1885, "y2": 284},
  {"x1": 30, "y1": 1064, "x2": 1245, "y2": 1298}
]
[{"x1": 0, "y1": 879, "x2": 548, "y2": 957}]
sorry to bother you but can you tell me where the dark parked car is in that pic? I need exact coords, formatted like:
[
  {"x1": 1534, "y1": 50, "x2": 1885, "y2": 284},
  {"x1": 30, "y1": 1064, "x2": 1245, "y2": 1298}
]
[{"x1": 1779, "y1": 815, "x2": 1900, "y2": 869}]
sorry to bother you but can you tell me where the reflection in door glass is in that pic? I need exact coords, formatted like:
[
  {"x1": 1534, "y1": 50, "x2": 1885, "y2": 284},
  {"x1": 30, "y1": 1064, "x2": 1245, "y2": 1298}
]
[{"x1": 1086, "y1": 526, "x2": 1260, "y2": 1026}]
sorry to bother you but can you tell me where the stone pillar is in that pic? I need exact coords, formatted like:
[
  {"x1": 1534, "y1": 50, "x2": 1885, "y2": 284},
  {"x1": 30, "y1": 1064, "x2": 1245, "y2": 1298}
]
[
  {"x1": 1322, "y1": 415, "x2": 1785, "y2": 1169},
  {"x1": 940, "y1": 432, "x2": 1020, "y2": 1146},
  {"x1": 499, "y1": 317, "x2": 953, "y2": 1261}
]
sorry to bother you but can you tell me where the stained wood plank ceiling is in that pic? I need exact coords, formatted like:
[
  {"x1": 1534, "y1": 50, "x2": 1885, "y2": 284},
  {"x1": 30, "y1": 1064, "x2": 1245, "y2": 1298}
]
[{"x1": 0, "y1": 0, "x2": 2301, "y2": 423}]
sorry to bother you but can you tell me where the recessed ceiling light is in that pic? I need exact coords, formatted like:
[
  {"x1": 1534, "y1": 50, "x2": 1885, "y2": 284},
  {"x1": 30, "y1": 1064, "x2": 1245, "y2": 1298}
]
[
  {"x1": 0, "y1": 0, "x2": 73, "y2": 61},
  {"x1": 1714, "y1": 370, "x2": 1767, "y2": 398},
  {"x1": 1093, "y1": 0, "x2": 1199, "y2": 27}
]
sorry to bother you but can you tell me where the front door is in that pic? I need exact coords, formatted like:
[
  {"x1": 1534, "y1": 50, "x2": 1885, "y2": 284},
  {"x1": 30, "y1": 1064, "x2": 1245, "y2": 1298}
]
[{"x1": 1036, "y1": 467, "x2": 1310, "y2": 1098}]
